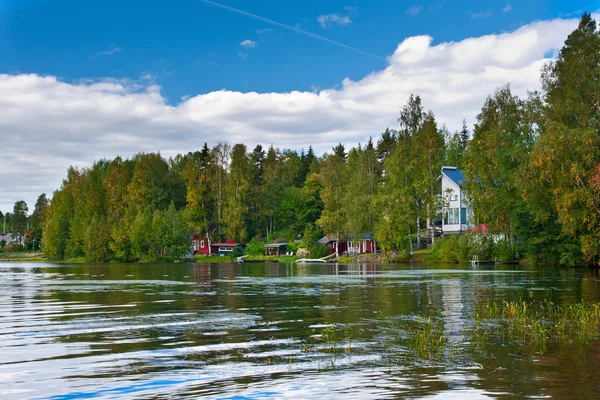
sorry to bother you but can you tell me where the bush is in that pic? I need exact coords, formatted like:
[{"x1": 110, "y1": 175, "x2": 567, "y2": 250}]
[
  {"x1": 384, "y1": 250, "x2": 411, "y2": 263},
  {"x1": 470, "y1": 235, "x2": 494, "y2": 261},
  {"x1": 230, "y1": 246, "x2": 245, "y2": 259},
  {"x1": 429, "y1": 235, "x2": 461, "y2": 263},
  {"x1": 4, "y1": 242, "x2": 25, "y2": 253},
  {"x1": 493, "y1": 238, "x2": 516, "y2": 262},
  {"x1": 245, "y1": 237, "x2": 265, "y2": 256}
]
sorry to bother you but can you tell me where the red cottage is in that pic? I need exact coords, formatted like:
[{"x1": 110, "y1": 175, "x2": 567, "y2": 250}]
[
  {"x1": 192, "y1": 236, "x2": 210, "y2": 255},
  {"x1": 318, "y1": 234, "x2": 375, "y2": 256}
]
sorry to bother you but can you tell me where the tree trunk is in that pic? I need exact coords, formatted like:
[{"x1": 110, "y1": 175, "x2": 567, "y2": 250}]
[{"x1": 416, "y1": 202, "x2": 421, "y2": 248}]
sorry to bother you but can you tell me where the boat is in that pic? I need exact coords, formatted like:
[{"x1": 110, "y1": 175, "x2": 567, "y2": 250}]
[{"x1": 296, "y1": 258, "x2": 327, "y2": 264}]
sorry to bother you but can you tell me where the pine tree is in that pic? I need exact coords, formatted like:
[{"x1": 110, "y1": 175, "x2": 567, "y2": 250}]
[
  {"x1": 459, "y1": 119, "x2": 469, "y2": 149},
  {"x1": 12, "y1": 200, "x2": 28, "y2": 244},
  {"x1": 332, "y1": 143, "x2": 347, "y2": 160}
]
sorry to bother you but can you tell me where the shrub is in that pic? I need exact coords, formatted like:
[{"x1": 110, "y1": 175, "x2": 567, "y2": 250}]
[
  {"x1": 244, "y1": 237, "x2": 265, "y2": 256},
  {"x1": 494, "y1": 238, "x2": 516, "y2": 262},
  {"x1": 230, "y1": 246, "x2": 245, "y2": 259},
  {"x1": 4, "y1": 242, "x2": 25, "y2": 253}
]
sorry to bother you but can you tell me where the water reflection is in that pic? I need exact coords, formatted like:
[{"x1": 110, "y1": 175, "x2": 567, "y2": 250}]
[{"x1": 0, "y1": 262, "x2": 598, "y2": 399}]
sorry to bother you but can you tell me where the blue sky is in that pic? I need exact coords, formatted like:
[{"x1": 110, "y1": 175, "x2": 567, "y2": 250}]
[
  {"x1": 0, "y1": 0, "x2": 590, "y2": 103},
  {"x1": 0, "y1": 0, "x2": 596, "y2": 211}
]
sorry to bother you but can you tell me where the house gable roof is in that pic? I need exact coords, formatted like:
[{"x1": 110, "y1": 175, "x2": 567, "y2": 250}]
[
  {"x1": 317, "y1": 234, "x2": 373, "y2": 244},
  {"x1": 441, "y1": 166, "x2": 465, "y2": 188},
  {"x1": 264, "y1": 243, "x2": 288, "y2": 248}
]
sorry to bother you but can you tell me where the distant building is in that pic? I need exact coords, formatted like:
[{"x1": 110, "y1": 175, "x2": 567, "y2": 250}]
[
  {"x1": 0, "y1": 232, "x2": 14, "y2": 245},
  {"x1": 264, "y1": 242, "x2": 288, "y2": 256},
  {"x1": 210, "y1": 241, "x2": 243, "y2": 256},
  {"x1": 318, "y1": 234, "x2": 374, "y2": 255},
  {"x1": 440, "y1": 166, "x2": 472, "y2": 234},
  {"x1": 191, "y1": 236, "x2": 210, "y2": 255}
]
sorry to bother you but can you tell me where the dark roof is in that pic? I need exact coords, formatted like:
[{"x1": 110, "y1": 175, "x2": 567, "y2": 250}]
[
  {"x1": 442, "y1": 167, "x2": 465, "y2": 188},
  {"x1": 317, "y1": 235, "x2": 335, "y2": 245},
  {"x1": 211, "y1": 242, "x2": 242, "y2": 247},
  {"x1": 264, "y1": 242, "x2": 288, "y2": 248},
  {"x1": 318, "y1": 234, "x2": 373, "y2": 244}
]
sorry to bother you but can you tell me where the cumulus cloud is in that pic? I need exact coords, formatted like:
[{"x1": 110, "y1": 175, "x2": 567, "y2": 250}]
[
  {"x1": 318, "y1": 13, "x2": 352, "y2": 28},
  {"x1": 239, "y1": 39, "x2": 257, "y2": 48},
  {"x1": 406, "y1": 6, "x2": 423, "y2": 16},
  {"x1": 0, "y1": 16, "x2": 588, "y2": 211}
]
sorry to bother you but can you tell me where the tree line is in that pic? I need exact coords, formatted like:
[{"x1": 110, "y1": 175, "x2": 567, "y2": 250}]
[{"x1": 4, "y1": 14, "x2": 599, "y2": 266}]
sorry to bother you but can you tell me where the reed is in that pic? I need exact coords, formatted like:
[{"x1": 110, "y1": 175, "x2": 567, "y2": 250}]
[
  {"x1": 408, "y1": 317, "x2": 447, "y2": 359},
  {"x1": 475, "y1": 300, "x2": 600, "y2": 345}
]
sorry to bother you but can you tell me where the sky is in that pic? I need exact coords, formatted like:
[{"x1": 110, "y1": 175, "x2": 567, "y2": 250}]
[{"x1": 0, "y1": 0, "x2": 597, "y2": 212}]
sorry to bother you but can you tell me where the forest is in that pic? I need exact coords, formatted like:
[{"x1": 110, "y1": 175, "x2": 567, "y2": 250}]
[{"x1": 3, "y1": 13, "x2": 600, "y2": 266}]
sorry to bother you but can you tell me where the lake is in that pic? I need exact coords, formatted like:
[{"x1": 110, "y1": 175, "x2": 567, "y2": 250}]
[{"x1": 1, "y1": 262, "x2": 599, "y2": 399}]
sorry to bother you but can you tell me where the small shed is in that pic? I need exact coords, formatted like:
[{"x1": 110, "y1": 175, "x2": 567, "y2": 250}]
[
  {"x1": 264, "y1": 242, "x2": 288, "y2": 256},
  {"x1": 210, "y1": 241, "x2": 243, "y2": 256}
]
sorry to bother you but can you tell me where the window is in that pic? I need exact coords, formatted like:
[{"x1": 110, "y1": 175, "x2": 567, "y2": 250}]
[
  {"x1": 219, "y1": 247, "x2": 232, "y2": 252},
  {"x1": 444, "y1": 208, "x2": 460, "y2": 225},
  {"x1": 200, "y1": 240, "x2": 205, "y2": 248},
  {"x1": 192, "y1": 240, "x2": 200, "y2": 251},
  {"x1": 450, "y1": 195, "x2": 458, "y2": 201}
]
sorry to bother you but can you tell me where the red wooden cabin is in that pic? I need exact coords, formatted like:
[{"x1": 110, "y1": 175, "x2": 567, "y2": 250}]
[
  {"x1": 318, "y1": 234, "x2": 375, "y2": 255},
  {"x1": 191, "y1": 236, "x2": 210, "y2": 255}
]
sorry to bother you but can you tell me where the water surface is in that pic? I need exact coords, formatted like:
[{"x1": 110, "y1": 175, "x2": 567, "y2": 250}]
[{"x1": 1, "y1": 262, "x2": 599, "y2": 399}]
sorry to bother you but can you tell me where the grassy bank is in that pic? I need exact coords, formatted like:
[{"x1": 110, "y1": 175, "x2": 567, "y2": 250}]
[
  {"x1": 0, "y1": 252, "x2": 46, "y2": 262},
  {"x1": 335, "y1": 249, "x2": 430, "y2": 264}
]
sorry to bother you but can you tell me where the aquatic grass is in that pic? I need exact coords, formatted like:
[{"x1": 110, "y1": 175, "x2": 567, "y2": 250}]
[
  {"x1": 475, "y1": 300, "x2": 600, "y2": 346},
  {"x1": 300, "y1": 325, "x2": 353, "y2": 355},
  {"x1": 408, "y1": 317, "x2": 447, "y2": 359}
]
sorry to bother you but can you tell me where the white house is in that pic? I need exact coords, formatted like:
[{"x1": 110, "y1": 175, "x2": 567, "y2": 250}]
[{"x1": 440, "y1": 166, "x2": 471, "y2": 234}]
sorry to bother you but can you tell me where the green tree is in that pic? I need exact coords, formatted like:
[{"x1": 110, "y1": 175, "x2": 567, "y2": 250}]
[
  {"x1": 345, "y1": 144, "x2": 379, "y2": 239},
  {"x1": 182, "y1": 144, "x2": 214, "y2": 238},
  {"x1": 332, "y1": 143, "x2": 347, "y2": 161},
  {"x1": 316, "y1": 152, "x2": 347, "y2": 256},
  {"x1": 11, "y1": 200, "x2": 28, "y2": 244},
  {"x1": 526, "y1": 12, "x2": 600, "y2": 265},
  {"x1": 464, "y1": 86, "x2": 536, "y2": 239},
  {"x1": 85, "y1": 215, "x2": 110, "y2": 261},
  {"x1": 223, "y1": 144, "x2": 250, "y2": 242},
  {"x1": 211, "y1": 142, "x2": 231, "y2": 236},
  {"x1": 413, "y1": 112, "x2": 445, "y2": 244},
  {"x1": 42, "y1": 189, "x2": 73, "y2": 260},
  {"x1": 248, "y1": 144, "x2": 266, "y2": 237},
  {"x1": 31, "y1": 194, "x2": 49, "y2": 231}
]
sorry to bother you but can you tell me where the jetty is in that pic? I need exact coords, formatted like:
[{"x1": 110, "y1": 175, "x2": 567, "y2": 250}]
[{"x1": 296, "y1": 253, "x2": 336, "y2": 264}]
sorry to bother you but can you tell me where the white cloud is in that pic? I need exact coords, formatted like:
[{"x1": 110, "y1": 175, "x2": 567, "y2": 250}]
[
  {"x1": 502, "y1": 3, "x2": 513, "y2": 12},
  {"x1": 318, "y1": 13, "x2": 352, "y2": 28},
  {"x1": 344, "y1": 6, "x2": 358, "y2": 16},
  {"x1": 0, "y1": 16, "x2": 588, "y2": 211},
  {"x1": 237, "y1": 52, "x2": 248, "y2": 59},
  {"x1": 472, "y1": 11, "x2": 493, "y2": 18},
  {"x1": 239, "y1": 40, "x2": 257, "y2": 48},
  {"x1": 406, "y1": 5, "x2": 423, "y2": 16},
  {"x1": 96, "y1": 44, "x2": 122, "y2": 56},
  {"x1": 256, "y1": 28, "x2": 272, "y2": 34}
]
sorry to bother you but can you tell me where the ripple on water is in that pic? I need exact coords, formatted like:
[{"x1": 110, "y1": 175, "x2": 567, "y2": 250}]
[{"x1": 0, "y1": 262, "x2": 598, "y2": 399}]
